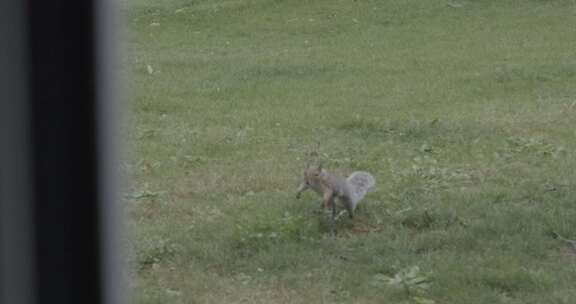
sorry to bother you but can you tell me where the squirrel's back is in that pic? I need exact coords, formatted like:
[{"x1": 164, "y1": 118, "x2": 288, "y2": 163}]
[{"x1": 346, "y1": 171, "x2": 376, "y2": 208}]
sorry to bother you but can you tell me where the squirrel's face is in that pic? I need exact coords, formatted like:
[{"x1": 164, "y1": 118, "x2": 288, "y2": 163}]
[{"x1": 304, "y1": 166, "x2": 322, "y2": 185}]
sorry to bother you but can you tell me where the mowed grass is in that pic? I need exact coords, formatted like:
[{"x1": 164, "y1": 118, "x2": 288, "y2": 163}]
[{"x1": 126, "y1": 0, "x2": 576, "y2": 303}]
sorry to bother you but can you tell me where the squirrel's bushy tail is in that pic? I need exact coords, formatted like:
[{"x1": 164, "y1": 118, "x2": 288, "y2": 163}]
[{"x1": 346, "y1": 171, "x2": 376, "y2": 209}]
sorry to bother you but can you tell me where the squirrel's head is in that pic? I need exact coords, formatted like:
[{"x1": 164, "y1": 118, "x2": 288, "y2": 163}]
[{"x1": 303, "y1": 164, "x2": 323, "y2": 184}]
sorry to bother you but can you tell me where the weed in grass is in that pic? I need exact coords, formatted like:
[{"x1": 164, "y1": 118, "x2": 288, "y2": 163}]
[{"x1": 372, "y1": 266, "x2": 434, "y2": 303}]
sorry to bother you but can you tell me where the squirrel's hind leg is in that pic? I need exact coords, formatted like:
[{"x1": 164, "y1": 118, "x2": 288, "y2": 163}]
[
  {"x1": 347, "y1": 208, "x2": 354, "y2": 219},
  {"x1": 345, "y1": 200, "x2": 355, "y2": 219},
  {"x1": 332, "y1": 199, "x2": 337, "y2": 219}
]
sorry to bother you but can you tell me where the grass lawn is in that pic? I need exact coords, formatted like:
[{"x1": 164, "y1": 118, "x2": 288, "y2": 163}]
[{"x1": 126, "y1": 0, "x2": 576, "y2": 303}]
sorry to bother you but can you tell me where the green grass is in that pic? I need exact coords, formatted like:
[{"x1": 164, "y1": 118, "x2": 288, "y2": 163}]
[{"x1": 126, "y1": 0, "x2": 576, "y2": 303}]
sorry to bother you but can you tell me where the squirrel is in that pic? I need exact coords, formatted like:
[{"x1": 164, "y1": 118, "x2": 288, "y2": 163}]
[{"x1": 296, "y1": 165, "x2": 376, "y2": 219}]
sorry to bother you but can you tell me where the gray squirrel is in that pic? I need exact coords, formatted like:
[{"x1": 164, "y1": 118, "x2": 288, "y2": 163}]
[{"x1": 296, "y1": 165, "x2": 376, "y2": 218}]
